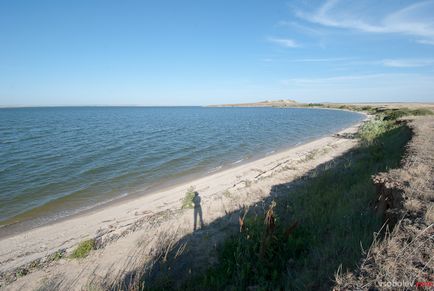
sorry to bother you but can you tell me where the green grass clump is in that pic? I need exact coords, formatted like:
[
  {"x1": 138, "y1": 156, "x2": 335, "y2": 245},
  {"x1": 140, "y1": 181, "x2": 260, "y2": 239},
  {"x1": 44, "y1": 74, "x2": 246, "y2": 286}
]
[
  {"x1": 359, "y1": 107, "x2": 432, "y2": 143},
  {"x1": 410, "y1": 108, "x2": 434, "y2": 116},
  {"x1": 181, "y1": 186, "x2": 196, "y2": 209},
  {"x1": 178, "y1": 122, "x2": 411, "y2": 290},
  {"x1": 70, "y1": 239, "x2": 95, "y2": 259},
  {"x1": 378, "y1": 108, "x2": 433, "y2": 121},
  {"x1": 358, "y1": 117, "x2": 394, "y2": 143},
  {"x1": 50, "y1": 250, "x2": 64, "y2": 261}
]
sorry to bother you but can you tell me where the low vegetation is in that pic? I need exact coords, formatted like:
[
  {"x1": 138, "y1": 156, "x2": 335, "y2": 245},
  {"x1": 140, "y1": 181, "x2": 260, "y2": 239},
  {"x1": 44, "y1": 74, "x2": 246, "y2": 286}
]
[
  {"x1": 304, "y1": 103, "x2": 433, "y2": 119},
  {"x1": 358, "y1": 116, "x2": 395, "y2": 143},
  {"x1": 359, "y1": 107, "x2": 432, "y2": 144},
  {"x1": 380, "y1": 107, "x2": 433, "y2": 120},
  {"x1": 50, "y1": 250, "x2": 64, "y2": 261},
  {"x1": 306, "y1": 103, "x2": 324, "y2": 107},
  {"x1": 167, "y1": 111, "x2": 412, "y2": 290},
  {"x1": 222, "y1": 189, "x2": 232, "y2": 198},
  {"x1": 181, "y1": 186, "x2": 196, "y2": 209},
  {"x1": 70, "y1": 239, "x2": 95, "y2": 259}
]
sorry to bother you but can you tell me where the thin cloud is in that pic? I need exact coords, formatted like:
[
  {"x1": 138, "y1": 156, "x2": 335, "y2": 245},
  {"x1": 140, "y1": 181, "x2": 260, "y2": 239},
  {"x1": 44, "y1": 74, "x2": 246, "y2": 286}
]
[
  {"x1": 291, "y1": 57, "x2": 353, "y2": 62},
  {"x1": 282, "y1": 73, "x2": 434, "y2": 102},
  {"x1": 417, "y1": 39, "x2": 434, "y2": 45},
  {"x1": 268, "y1": 37, "x2": 299, "y2": 48},
  {"x1": 277, "y1": 20, "x2": 324, "y2": 35},
  {"x1": 295, "y1": 0, "x2": 434, "y2": 45},
  {"x1": 261, "y1": 57, "x2": 354, "y2": 63},
  {"x1": 283, "y1": 73, "x2": 389, "y2": 84},
  {"x1": 382, "y1": 59, "x2": 434, "y2": 68}
]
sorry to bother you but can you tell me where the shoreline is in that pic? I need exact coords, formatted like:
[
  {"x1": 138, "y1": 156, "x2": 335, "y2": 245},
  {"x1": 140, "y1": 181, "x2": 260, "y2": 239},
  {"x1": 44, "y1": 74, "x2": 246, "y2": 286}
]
[
  {"x1": 0, "y1": 109, "x2": 365, "y2": 237},
  {"x1": 0, "y1": 113, "x2": 367, "y2": 289}
]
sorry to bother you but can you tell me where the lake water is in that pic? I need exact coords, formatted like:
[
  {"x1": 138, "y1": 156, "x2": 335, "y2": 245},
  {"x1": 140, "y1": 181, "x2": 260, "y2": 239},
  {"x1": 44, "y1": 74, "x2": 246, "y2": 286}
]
[{"x1": 0, "y1": 107, "x2": 363, "y2": 230}]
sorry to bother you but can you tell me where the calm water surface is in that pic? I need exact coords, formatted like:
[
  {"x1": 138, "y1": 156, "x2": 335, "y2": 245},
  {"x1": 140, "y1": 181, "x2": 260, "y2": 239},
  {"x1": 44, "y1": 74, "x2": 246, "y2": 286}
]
[{"x1": 0, "y1": 107, "x2": 363, "y2": 229}]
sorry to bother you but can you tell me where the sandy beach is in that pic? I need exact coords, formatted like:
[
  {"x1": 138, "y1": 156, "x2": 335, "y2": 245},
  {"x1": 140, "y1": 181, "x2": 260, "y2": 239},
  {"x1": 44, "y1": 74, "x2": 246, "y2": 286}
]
[{"x1": 0, "y1": 116, "x2": 367, "y2": 290}]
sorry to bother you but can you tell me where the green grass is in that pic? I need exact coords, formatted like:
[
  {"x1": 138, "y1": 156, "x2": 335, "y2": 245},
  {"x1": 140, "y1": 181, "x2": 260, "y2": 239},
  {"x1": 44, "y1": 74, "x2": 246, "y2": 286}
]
[
  {"x1": 381, "y1": 108, "x2": 433, "y2": 120},
  {"x1": 308, "y1": 104, "x2": 433, "y2": 118},
  {"x1": 70, "y1": 239, "x2": 95, "y2": 259},
  {"x1": 358, "y1": 118, "x2": 395, "y2": 143},
  {"x1": 358, "y1": 107, "x2": 432, "y2": 144},
  {"x1": 178, "y1": 121, "x2": 411, "y2": 290},
  {"x1": 50, "y1": 250, "x2": 64, "y2": 261},
  {"x1": 181, "y1": 186, "x2": 196, "y2": 209}
]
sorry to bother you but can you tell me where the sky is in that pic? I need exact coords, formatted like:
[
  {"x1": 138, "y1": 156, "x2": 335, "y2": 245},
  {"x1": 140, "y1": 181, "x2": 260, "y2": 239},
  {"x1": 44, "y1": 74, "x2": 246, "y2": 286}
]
[{"x1": 1, "y1": 0, "x2": 434, "y2": 106}]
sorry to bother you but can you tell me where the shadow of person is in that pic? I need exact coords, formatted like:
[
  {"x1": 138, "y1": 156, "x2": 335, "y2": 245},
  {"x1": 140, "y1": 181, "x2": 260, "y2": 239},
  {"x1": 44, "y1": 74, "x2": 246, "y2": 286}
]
[{"x1": 193, "y1": 191, "x2": 204, "y2": 231}]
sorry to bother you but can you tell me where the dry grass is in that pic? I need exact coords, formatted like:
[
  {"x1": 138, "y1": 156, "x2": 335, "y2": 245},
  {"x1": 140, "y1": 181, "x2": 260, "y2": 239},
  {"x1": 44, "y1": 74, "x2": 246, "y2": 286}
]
[{"x1": 334, "y1": 116, "x2": 434, "y2": 290}]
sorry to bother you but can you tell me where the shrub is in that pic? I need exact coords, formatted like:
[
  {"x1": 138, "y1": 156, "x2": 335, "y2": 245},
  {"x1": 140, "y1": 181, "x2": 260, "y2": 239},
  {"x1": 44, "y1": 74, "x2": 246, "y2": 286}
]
[
  {"x1": 358, "y1": 118, "x2": 393, "y2": 143},
  {"x1": 70, "y1": 239, "x2": 95, "y2": 259},
  {"x1": 409, "y1": 108, "x2": 433, "y2": 116},
  {"x1": 383, "y1": 108, "x2": 433, "y2": 121},
  {"x1": 181, "y1": 186, "x2": 196, "y2": 209}
]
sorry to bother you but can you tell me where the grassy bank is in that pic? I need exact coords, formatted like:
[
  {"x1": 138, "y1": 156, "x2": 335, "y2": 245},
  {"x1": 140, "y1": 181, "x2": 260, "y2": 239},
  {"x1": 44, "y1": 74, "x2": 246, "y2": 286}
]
[
  {"x1": 304, "y1": 103, "x2": 433, "y2": 119},
  {"x1": 164, "y1": 113, "x2": 413, "y2": 290}
]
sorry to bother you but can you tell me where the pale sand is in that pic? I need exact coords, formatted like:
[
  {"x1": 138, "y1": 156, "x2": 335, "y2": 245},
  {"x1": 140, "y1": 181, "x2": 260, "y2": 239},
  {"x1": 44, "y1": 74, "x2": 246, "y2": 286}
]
[{"x1": 0, "y1": 116, "x2": 367, "y2": 290}]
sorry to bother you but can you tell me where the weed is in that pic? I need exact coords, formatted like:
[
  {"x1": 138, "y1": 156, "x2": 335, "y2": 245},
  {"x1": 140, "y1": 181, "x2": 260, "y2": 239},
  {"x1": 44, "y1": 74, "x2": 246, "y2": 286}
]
[
  {"x1": 70, "y1": 239, "x2": 95, "y2": 259},
  {"x1": 181, "y1": 186, "x2": 196, "y2": 209},
  {"x1": 358, "y1": 118, "x2": 394, "y2": 143},
  {"x1": 302, "y1": 149, "x2": 318, "y2": 162},
  {"x1": 222, "y1": 189, "x2": 232, "y2": 198},
  {"x1": 15, "y1": 268, "x2": 28, "y2": 278},
  {"x1": 382, "y1": 108, "x2": 433, "y2": 121},
  {"x1": 51, "y1": 250, "x2": 64, "y2": 261}
]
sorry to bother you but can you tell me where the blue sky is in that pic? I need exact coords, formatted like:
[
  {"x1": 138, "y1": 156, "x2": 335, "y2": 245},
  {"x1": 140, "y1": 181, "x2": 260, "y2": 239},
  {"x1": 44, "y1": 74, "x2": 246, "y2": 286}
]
[{"x1": 1, "y1": 0, "x2": 434, "y2": 106}]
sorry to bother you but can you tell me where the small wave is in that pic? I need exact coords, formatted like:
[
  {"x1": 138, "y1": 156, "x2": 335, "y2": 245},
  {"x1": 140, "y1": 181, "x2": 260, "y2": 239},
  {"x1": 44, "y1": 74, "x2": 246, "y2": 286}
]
[
  {"x1": 207, "y1": 165, "x2": 222, "y2": 173},
  {"x1": 266, "y1": 150, "x2": 275, "y2": 155},
  {"x1": 232, "y1": 159, "x2": 244, "y2": 165},
  {"x1": 52, "y1": 192, "x2": 130, "y2": 221},
  {"x1": 92, "y1": 192, "x2": 129, "y2": 208}
]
